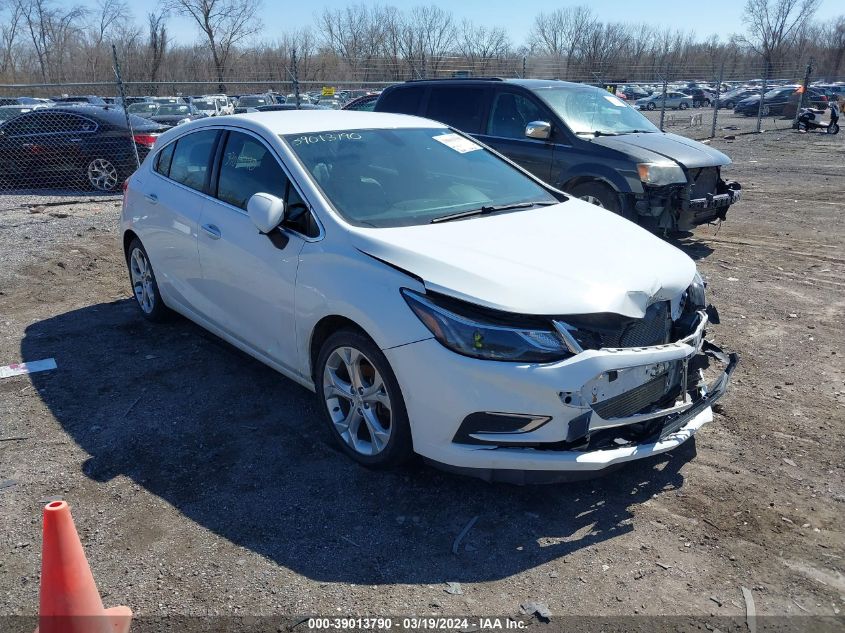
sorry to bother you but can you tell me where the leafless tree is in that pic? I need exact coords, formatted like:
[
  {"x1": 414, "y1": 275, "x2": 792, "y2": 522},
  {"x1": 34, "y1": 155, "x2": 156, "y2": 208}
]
[
  {"x1": 146, "y1": 10, "x2": 167, "y2": 93},
  {"x1": 84, "y1": 0, "x2": 130, "y2": 81},
  {"x1": 318, "y1": 4, "x2": 385, "y2": 81},
  {"x1": 742, "y1": 0, "x2": 821, "y2": 75},
  {"x1": 399, "y1": 5, "x2": 456, "y2": 79},
  {"x1": 456, "y1": 20, "x2": 510, "y2": 74},
  {"x1": 528, "y1": 6, "x2": 594, "y2": 79},
  {"x1": 16, "y1": 0, "x2": 87, "y2": 82},
  {"x1": 165, "y1": 0, "x2": 262, "y2": 91},
  {"x1": 0, "y1": 0, "x2": 24, "y2": 79}
]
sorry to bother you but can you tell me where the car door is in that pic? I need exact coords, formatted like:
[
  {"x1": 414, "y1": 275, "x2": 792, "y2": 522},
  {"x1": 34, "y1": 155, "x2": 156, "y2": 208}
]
[
  {"x1": 32, "y1": 113, "x2": 97, "y2": 179},
  {"x1": 196, "y1": 129, "x2": 314, "y2": 370},
  {"x1": 475, "y1": 89, "x2": 555, "y2": 182},
  {"x1": 0, "y1": 113, "x2": 44, "y2": 182},
  {"x1": 134, "y1": 128, "x2": 219, "y2": 313}
]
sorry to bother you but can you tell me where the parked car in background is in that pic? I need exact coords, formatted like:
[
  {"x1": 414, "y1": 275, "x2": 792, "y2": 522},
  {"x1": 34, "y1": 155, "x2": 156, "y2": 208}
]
[
  {"x1": 51, "y1": 95, "x2": 107, "y2": 105},
  {"x1": 734, "y1": 85, "x2": 827, "y2": 117},
  {"x1": 0, "y1": 96, "x2": 53, "y2": 106},
  {"x1": 635, "y1": 91, "x2": 693, "y2": 111},
  {"x1": 151, "y1": 96, "x2": 186, "y2": 105},
  {"x1": 234, "y1": 95, "x2": 272, "y2": 113},
  {"x1": 716, "y1": 88, "x2": 757, "y2": 109},
  {"x1": 0, "y1": 103, "x2": 53, "y2": 122},
  {"x1": 619, "y1": 85, "x2": 651, "y2": 100},
  {"x1": 342, "y1": 93, "x2": 380, "y2": 111},
  {"x1": 120, "y1": 110, "x2": 736, "y2": 481},
  {"x1": 0, "y1": 106, "x2": 164, "y2": 191},
  {"x1": 147, "y1": 103, "x2": 207, "y2": 127},
  {"x1": 252, "y1": 104, "x2": 327, "y2": 112},
  {"x1": 679, "y1": 88, "x2": 714, "y2": 107},
  {"x1": 375, "y1": 78, "x2": 741, "y2": 231}
]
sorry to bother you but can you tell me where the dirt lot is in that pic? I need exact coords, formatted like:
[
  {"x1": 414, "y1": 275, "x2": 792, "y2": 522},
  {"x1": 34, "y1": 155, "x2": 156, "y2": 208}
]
[{"x1": 1, "y1": 113, "x2": 844, "y2": 632}]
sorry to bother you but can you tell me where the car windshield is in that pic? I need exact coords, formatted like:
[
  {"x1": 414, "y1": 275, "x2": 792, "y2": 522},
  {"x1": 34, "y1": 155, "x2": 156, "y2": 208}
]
[
  {"x1": 283, "y1": 127, "x2": 558, "y2": 228},
  {"x1": 157, "y1": 104, "x2": 190, "y2": 115},
  {"x1": 537, "y1": 86, "x2": 659, "y2": 135},
  {"x1": 193, "y1": 101, "x2": 216, "y2": 111},
  {"x1": 128, "y1": 103, "x2": 157, "y2": 114},
  {"x1": 239, "y1": 97, "x2": 267, "y2": 106}
]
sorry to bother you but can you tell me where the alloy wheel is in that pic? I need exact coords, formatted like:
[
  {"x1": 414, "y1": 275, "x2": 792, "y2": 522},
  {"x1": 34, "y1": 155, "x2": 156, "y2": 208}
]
[
  {"x1": 87, "y1": 158, "x2": 118, "y2": 191},
  {"x1": 323, "y1": 346, "x2": 392, "y2": 456},
  {"x1": 129, "y1": 247, "x2": 155, "y2": 314},
  {"x1": 579, "y1": 195, "x2": 605, "y2": 208}
]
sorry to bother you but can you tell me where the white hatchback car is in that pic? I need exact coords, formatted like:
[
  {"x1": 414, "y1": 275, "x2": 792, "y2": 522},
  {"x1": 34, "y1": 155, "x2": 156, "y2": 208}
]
[{"x1": 120, "y1": 111, "x2": 737, "y2": 483}]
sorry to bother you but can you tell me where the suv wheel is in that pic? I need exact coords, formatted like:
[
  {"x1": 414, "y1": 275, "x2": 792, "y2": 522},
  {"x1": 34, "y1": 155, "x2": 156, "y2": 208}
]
[{"x1": 568, "y1": 181, "x2": 635, "y2": 222}]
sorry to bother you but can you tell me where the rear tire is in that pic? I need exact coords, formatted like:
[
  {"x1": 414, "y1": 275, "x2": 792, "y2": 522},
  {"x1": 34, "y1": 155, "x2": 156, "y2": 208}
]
[
  {"x1": 679, "y1": 102, "x2": 689, "y2": 110},
  {"x1": 646, "y1": 102, "x2": 656, "y2": 111},
  {"x1": 126, "y1": 238, "x2": 171, "y2": 322}
]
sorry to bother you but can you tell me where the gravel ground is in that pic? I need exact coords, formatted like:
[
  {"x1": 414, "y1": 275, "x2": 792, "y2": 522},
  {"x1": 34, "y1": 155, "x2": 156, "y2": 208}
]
[{"x1": 0, "y1": 113, "x2": 843, "y2": 632}]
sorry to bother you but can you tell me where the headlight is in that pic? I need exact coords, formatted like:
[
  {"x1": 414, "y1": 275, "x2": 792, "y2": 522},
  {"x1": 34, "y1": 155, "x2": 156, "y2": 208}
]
[
  {"x1": 402, "y1": 289, "x2": 571, "y2": 363},
  {"x1": 637, "y1": 161, "x2": 687, "y2": 186},
  {"x1": 687, "y1": 272, "x2": 706, "y2": 309}
]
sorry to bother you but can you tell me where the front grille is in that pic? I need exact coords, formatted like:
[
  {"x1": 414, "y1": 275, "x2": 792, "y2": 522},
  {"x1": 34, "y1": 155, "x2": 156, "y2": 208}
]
[
  {"x1": 601, "y1": 301, "x2": 672, "y2": 348},
  {"x1": 591, "y1": 373, "x2": 669, "y2": 419},
  {"x1": 690, "y1": 167, "x2": 719, "y2": 198}
]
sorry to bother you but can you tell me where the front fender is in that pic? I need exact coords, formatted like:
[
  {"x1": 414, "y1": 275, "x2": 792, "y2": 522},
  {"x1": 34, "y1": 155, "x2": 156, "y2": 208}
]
[{"x1": 557, "y1": 162, "x2": 643, "y2": 195}]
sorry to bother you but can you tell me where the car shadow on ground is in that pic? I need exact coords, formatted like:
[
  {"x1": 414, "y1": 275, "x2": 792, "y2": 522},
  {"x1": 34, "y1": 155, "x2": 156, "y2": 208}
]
[
  {"x1": 22, "y1": 300, "x2": 697, "y2": 585},
  {"x1": 665, "y1": 232, "x2": 716, "y2": 261}
]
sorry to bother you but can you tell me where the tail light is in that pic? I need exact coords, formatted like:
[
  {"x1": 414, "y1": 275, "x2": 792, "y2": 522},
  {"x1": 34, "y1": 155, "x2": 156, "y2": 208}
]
[
  {"x1": 132, "y1": 133, "x2": 159, "y2": 148},
  {"x1": 820, "y1": 95, "x2": 828, "y2": 102}
]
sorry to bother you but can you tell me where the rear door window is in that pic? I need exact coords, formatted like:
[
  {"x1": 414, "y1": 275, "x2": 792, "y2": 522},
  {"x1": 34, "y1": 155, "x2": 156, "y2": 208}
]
[
  {"x1": 168, "y1": 129, "x2": 218, "y2": 192},
  {"x1": 377, "y1": 86, "x2": 425, "y2": 115},
  {"x1": 424, "y1": 86, "x2": 487, "y2": 133},
  {"x1": 154, "y1": 142, "x2": 176, "y2": 177}
]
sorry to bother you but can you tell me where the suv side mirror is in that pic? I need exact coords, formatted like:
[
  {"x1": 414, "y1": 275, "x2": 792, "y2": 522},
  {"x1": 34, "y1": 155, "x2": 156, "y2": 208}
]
[
  {"x1": 247, "y1": 192, "x2": 286, "y2": 234},
  {"x1": 525, "y1": 121, "x2": 551, "y2": 140}
]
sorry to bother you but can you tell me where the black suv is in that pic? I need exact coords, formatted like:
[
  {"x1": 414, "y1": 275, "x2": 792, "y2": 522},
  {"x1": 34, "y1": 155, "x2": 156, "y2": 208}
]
[{"x1": 375, "y1": 78, "x2": 741, "y2": 231}]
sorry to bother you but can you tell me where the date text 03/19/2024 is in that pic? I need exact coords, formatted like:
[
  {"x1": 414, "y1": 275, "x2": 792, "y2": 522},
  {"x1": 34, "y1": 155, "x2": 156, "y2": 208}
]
[{"x1": 306, "y1": 617, "x2": 527, "y2": 630}]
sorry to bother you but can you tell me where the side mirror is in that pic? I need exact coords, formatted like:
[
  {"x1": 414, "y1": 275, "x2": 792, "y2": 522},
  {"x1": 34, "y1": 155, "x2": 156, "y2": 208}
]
[
  {"x1": 525, "y1": 121, "x2": 551, "y2": 140},
  {"x1": 247, "y1": 192, "x2": 285, "y2": 234}
]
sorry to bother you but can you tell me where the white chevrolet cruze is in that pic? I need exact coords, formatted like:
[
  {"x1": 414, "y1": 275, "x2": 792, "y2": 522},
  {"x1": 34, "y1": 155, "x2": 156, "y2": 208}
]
[{"x1": 120, "y1": 111, "x2": 737, "y2": 483}]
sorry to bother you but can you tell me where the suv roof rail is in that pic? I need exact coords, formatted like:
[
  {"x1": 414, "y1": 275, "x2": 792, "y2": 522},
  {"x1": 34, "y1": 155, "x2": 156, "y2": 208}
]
[{"x1": 404, "y1": 77, "x2": 505, "y2": 83}]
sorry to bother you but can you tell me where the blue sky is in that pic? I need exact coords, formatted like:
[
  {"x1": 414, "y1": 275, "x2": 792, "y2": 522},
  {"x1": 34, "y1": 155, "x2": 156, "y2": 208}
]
[{"x1": 127, "y1": 0, "x2": 843, "y2": 44}]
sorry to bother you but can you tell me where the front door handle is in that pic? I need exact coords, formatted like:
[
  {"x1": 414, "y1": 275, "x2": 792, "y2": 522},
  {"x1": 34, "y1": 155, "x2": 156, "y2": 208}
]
[
  {"x1": 201, "y1": 223, "x2": 221, "y2": 240},
  {"x1": 144, "y1": 193, "x2": 158, "y2": 204}
]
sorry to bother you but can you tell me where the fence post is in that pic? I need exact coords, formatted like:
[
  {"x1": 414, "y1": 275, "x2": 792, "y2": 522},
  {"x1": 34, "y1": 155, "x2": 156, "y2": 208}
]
[
  {"x1": 112, "y1": 44, "x2": 140, "y2": 171},
  {"x1": 292, "y1": 48, "x2": 301, "y2": 109},
  {"x1": 755, "y1": 65, "x2": 768, "y2": 133},
  {"x1": 522, "y1": 55, "x2": 526, "y2": 79},
  {"x1": 659, "y1": 76, "x2": 668, "y2": 131},
  {"x1": 793, "y1": 57, "x2": 814, "y2": 125},
  {"x1": 710, "y1": 63, "x2": 724, "y2": 139}
]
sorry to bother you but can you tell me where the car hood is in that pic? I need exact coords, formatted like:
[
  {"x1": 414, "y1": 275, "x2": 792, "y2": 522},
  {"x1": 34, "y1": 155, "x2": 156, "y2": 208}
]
[
  {"x1": 588, "y1": 131, "x2": 731, "y2": 168},
  {"x1": 348, "y1": 200, "x2": 696, "y2": 318},
  {"x1": 737, "y1": 95, "x2": 761, "y2": 106}
]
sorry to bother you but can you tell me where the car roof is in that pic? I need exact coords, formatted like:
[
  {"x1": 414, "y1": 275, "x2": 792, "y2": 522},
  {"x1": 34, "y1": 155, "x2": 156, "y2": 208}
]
[{"x1": 181, "y1": 111, "x2": 441, "y2": 135}]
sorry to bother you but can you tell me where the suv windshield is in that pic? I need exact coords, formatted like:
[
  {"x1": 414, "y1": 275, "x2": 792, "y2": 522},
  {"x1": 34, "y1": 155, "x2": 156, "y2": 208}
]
[
  {"x1": 283, "y1": 127, "x2": 558, "y2": 228},
  {"x1": 157, "y1": 104, "x2": 190, "y2": 115},
  {"x1": 239, "y1": 96, "x2": 268, "y2": 107},
  {"x1": 536, "y1": 86, "x2": 659, "y2": 135}
]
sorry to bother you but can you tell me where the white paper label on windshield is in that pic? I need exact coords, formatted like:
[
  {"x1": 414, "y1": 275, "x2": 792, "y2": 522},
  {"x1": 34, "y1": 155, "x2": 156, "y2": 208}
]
[
  {"x1": 603, "y1": 95, "x2": 626, "y2": 107},
  {"x1": 432, "y1": 133, "x2": 481, "y2": 153}
]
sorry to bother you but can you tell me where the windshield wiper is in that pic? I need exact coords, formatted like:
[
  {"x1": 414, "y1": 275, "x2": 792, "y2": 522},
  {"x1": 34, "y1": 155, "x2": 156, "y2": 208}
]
[
  {"x1": 574, "y1": 130, "x2": 620, "y2": 137},
  {"x1": 430, "y1": 201, "x2": 557, "y2": 224}
]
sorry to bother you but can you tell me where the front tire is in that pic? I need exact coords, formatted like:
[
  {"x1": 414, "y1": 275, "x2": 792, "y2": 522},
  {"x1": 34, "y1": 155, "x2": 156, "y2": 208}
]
[
  {"x1": 646, "y1": 102, "x2": 656, "y2": 111},
  {"x1": 316, "y1": 329, "x2": 413, "y2": 468},
  {"x1": 828, "y1": 122, "x2": 840, "y2": 135},
  {"x1": 679, "y1": 102, "x2": 689, "y2": 110},
  {"x1": 761, "y1": 105, "x2": 770, "y2": 116},
  {"x1": 568, "y1": 181, "x2": 636, "y2": 222},
  {"x1": 126, "y1": 238, "x2": 171, "y2": 322}
]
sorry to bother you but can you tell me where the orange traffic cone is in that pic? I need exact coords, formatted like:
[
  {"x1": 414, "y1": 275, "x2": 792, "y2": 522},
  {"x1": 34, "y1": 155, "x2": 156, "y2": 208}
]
[{"x1": 36, "y1": 500, "x2": 131, "y2": 633}]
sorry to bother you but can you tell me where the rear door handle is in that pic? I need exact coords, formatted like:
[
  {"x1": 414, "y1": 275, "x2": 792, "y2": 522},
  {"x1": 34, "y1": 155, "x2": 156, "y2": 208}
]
[
  {"x1": 201, "y1": 223, "x2": 221, "y2": 240},
  {"x1": 144, "y1": 193, "x2": 158, "y2": 204}
]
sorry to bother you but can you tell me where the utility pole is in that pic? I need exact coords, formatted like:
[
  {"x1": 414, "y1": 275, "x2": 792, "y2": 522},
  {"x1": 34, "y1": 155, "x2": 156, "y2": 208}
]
[
  {"x1": 112, "y1": 44, "x2": 140, "y2": 170},
  {"x1": 793, "y1": 57, "x2": 814, "y2": 124},
  {"x1": 522, "y1": 55, "x2": 526, "y2": 80},
  {"x1": 710, "y1": 62, "x2": 725, "y2": 139}
]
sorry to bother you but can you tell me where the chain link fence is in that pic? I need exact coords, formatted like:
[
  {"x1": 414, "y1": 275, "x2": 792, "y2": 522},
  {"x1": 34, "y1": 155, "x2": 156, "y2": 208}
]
[{"x1": 0, "y1": 54, "x2": 840, "y2": 194}]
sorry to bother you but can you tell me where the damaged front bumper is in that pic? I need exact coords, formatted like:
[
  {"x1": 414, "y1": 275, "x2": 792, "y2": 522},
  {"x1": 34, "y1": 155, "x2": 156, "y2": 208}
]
[
  {"x1": 634, "y1": 176, "x2": 742, "y2": 232},
  {"x1": 384, "y1": 310, "x2": 739, "y2": 483}
]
